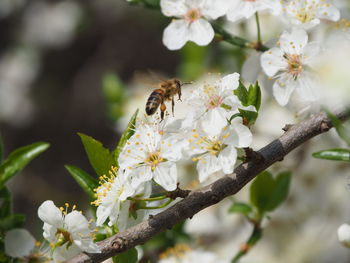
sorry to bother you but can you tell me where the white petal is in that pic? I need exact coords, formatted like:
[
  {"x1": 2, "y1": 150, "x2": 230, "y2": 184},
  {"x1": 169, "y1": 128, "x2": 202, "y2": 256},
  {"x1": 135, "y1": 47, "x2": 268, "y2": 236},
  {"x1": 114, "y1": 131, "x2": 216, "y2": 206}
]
[
  {"x1": 118, "y1": 144, "x2": 146, "y2": 170},
  {"x1": 302, "y1": 42, "x2": 320, "y2": 65},
  {"x1": 227, "y1": 124, "x2": 253, "y2": 148},
  {"x1": 38, "y1": 200, "x2": 63, "y2": 227},
  {"x1": 242, "y1": 53, "x2": 262, "y2": 83},
  {"x1": 5, "y1": 229, "x2": 35, "y2": 258},
  {"x1": 161, "y1": 136, "x2": 188, "y2": 161},
  {"x1": 188, "y1": 19, "x2": 214, "y2": 46},
  {"x1": 53, "y1": 244, "x2": 82, "y2": 262},
  {"x1": 295, "y1": 73, "x2": 318, "y2": 102},
  {"x1": 116, "y1": 201, "x2": 131, "y2": 231},
  {"x1": 218, "y1": 146, "x2": 237, "y2": 174},
  {"x1": 160, "y1": 0, "x2": 187, "y2": 17},
  {"x1": 96, "y1": 202, "x2": 117, "y2": 226},
  {"x1": 163, "y1": 20, "x2": 190, "y2": 50},
  {"x1": 74, "y1": 238, "x2": 101, "y2": 254},
  {"x1": 130, "y1": 166, "x2": 153, "y2": 189},
  {"x1": 261, "y1": 47, "x2": 287, "y2": 77},
  {"x1": 43, "y1": 223, "x2": 57, "y2": 242},
  {"x1": 65, "y1": 211, "x2": 91, "y2": 236},
  {"x1": 201, "y1": 0, "x2": 229, "y2": 19},
  {"x1": 338, "y1": 224, "x2": 350, "y2": 248},
  {"x1": 279, "y1": 28, "x2": 308, "y2": 55},
  {"x1": 197, "y1": 154, "x2": 221, "y2": 182},
  {"x1": 317, "y1": 4, "x2": 340, "y2": 21},
  {"x1": 201, "y1": 108, "x2": 227, "y2": 137},
  {"x1": 153, "y1": 162, "x2": 177, "y2": 191},
  {"x1": 227, "y1": 1, "x2": 255, "y2": 22},
  {"x1": 272, "y1": 74, "x2": 296, "y2": 106},
  {"x1": 219, "y1": 73, "x2": 240, "y2": 92}
]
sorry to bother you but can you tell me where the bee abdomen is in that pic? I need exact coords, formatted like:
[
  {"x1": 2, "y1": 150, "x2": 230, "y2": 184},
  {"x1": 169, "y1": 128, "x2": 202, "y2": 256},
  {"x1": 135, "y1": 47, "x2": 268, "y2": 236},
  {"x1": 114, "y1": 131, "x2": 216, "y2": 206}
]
[{"x1": 146, "y1": 89, "x2": 164, "y2": 115}]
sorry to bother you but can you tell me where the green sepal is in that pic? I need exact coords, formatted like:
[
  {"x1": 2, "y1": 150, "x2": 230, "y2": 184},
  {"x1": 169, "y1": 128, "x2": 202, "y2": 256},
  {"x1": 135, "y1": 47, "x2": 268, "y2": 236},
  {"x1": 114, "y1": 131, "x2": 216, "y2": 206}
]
[
  {"x1": 228, "y1": 202, "x2": 253, "y2": 217},
  {"x1": 113, "y1": 109, "x2": 139, "y2": 164},
  {"x1": 247, "y1": 82, "x2": 261, "y2": 111},
  {"x1": 312, "y1": 148, "x2": 350, "y2": 162},
  {"x1": 78, "y1": 133, "x2": 116, "y2": 177},
  {"x1": 113, "y1": 247, "x2": 138, "y2": 263},
  {"x1": 0, "y1": 214, "x2": 25, "y2": 231},
  {"x1": 0, "y1": 142, "x2": 50, "y2": 187},
  {"x1": 65, "y1": 165, "x2": 99, "y2": 200}
]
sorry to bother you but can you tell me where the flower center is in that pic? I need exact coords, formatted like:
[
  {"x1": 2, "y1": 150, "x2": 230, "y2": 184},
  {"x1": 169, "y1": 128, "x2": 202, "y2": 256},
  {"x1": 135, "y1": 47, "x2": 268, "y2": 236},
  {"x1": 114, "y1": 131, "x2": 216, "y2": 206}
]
[
  {"x1": 145, "y1": 152, "x2": 163, "y2": 171},
  {"x1": 206, "y1": 94, "x2": 223, "y2": 109},
  {"x1": 285, "y1": 54, "x2": 303, "y2": 77},
  {"x1": 207, "y1": 140, "x2": 223, "y2": 155},
  {"x1": 185, "y1": 8, "x2": 201, "y2": 23}
]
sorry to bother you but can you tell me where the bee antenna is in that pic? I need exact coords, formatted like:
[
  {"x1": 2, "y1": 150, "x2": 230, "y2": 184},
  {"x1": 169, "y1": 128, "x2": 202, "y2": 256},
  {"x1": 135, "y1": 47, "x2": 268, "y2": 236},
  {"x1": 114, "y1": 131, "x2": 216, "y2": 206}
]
[{"x1": 181, "y1": 81, "x2": 193, "y2": 86}]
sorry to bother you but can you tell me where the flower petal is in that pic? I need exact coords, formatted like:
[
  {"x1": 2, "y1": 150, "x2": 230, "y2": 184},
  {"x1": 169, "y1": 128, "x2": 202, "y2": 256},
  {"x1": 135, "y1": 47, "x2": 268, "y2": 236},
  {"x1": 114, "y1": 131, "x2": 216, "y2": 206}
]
[
  {"x1": 160, "y1": 0, "x2": 187, "y2": 17},
  {"x1": 218, "y1": 145, "x2": 237, "y2": 174},
  {"x1": 65, "y1": 211, "x2": 90, "y2": 235},
  {"x1": 53, "y1": 244, "x2": 82, "y2": 262},
  {"x1": 273, "y1": 74, "x2": 296, "y2": 106},
  {"x1": 317, "y1": 3, "x2": 340, "y2": 21},
  {"x1": 295, "y1": 72, "x2": 318, "y2": 102},
  {"x1": 279, "y1": 28, "x2": 308, "y2": 55},
  {"x1": 153, "y1": 162, "x2": 177, "y2": 191},
  {"x1": 5, "y1": 229, "x2": 35, "y2": 258},
  {"x1": 219, "y1": 73, "x2": 240, "y2": 93},
  {"x1": 226, "y1": 123, "x2": 253, "y2": 148},
  {"x1": 197, "y1": 154, "x2": 221, "y2": 182},
  {"x1": 201, "y1": 108, "x2": 227, "y2": 136},
  {"x1": 188, "y1": 19, "x2": 214, "y2": 46},
  {"x1": 96, "y1": 201, "x2": 117, "y2": 226},
  {"x1": 163, "y1": 19, "x2": 190, "y2": 50},
  {"x1": 130, "y1": 166, "x2": 153, "y2": 189},
  {"x1": 201, "y1": 0, "x2": 229, "y2": 19},
  {"x1": 261, "y1": 47, "x2": 287, "y2": 77},
  {"x1": 38, "y1": 200, "x2": 63, "y2": 228}
]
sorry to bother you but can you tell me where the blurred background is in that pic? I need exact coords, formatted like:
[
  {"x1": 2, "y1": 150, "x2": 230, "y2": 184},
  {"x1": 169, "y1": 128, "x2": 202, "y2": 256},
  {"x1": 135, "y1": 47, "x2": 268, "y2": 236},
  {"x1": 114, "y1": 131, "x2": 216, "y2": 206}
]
[{"x1": 1, "y1": 0, "x2": 350, "y2": 262}]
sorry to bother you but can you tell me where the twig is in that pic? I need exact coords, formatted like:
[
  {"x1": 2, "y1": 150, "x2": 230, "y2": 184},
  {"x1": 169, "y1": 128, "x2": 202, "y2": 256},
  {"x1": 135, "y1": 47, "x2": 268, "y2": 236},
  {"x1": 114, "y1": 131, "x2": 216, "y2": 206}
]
[{"x1": 67, "y1": 110, "x2": 349, "y2": 263}]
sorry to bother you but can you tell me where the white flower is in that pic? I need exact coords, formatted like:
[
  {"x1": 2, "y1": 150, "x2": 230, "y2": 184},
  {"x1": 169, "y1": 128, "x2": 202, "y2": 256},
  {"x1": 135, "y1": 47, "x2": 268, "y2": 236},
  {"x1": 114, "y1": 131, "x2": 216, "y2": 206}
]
[
  {"x1": 226, "y1": 0, "x2": 281, "y2": 22},
  {"x1": 5, "y1": 229, "x2": 36, "y2": 258},
  {"x1": 159, "y1": 244, "x2": 229, "y2": 263},
  {"x1": 188, "y1": 120, "x2": 252, "y2": 182},
  {"x1": 260, "y1": 28, "x2": 319, "y2": 106},
  {"x1": 37, "y1": 200, "x2": 100, "y2": 258},
  {"x1": 93, "y1": 166, "x2": 151, "y2": 230},
  {"x1": 160, "y1": 0, "x2": 228, "y2": 50},
  {"x1": 283, "y1": 0, "x2": 340, "y2": 30},
  {"x1": 187, "y1": 73, "x2": 255, "y2": 136},
  {"x1": 119, "y1": 124, "x2": 187, "y2": 191},
  {"x1": 338, "y1": 223, "x2": 350, "y2": 248}
]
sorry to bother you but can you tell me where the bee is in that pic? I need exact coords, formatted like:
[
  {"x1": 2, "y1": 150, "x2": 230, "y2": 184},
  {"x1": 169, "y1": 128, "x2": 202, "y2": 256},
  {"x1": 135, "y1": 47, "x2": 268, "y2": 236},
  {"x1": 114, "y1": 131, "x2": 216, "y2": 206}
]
[{"x1": 145, "y1": 78, "x2": 189, "y2": 121}]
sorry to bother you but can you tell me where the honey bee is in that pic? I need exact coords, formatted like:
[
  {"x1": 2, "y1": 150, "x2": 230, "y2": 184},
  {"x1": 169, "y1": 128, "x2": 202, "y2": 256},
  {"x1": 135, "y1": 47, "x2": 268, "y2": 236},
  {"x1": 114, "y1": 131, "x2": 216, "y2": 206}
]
[{"x1": 145, "y1": 78, "x2": 189, "y2": 121}]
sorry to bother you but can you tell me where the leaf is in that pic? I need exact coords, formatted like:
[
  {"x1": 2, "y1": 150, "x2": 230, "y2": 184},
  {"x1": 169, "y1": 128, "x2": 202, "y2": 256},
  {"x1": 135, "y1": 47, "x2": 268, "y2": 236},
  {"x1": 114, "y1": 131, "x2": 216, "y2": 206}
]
[
  {"x1": 326, "y1": 109, "x2": 350, "y2": 146},
  {"x1": 228, "y1": 202, "x2": 252, "y2": 216},
  {"x1": 239, "y1": 109, "x2": 258, "y2": 127},
  {"x1": 78, "y1": 133, "x2": 116, "y2": 176},
  {"x1": 0, "y1": 142, "x2": 50, "y2": 187},
  {"x1": 0, "y1": 132, "x2": 3, "y2": 164},
  {"x1": 113, "y1": 109, "x2": 139, "y2": 164},
  {"x1": 250, "y1": 171, "x2": 275, "y2": 213},
  {"x1": 265, "y1": 171, "x2": 291, "y2": 211},
  {"x1": 113, "y1": 247, "x2": 138, "y2": 263},
  {"x1": 0, "y1": 187, "x2": 11, "y2": 218},
  {"x1": 247, "y1": 82, "x2": 261, "y2": 111},
  {"x1": 65, "y1": 165, "x2": 99, "y2": 200},
  {"x1": 0, "y1": 214, "x2": 25, "y2": 231},
  {"x1": 234, "y1": 81, "x2": 248, "y2": 106},
  {"x1": 312, "y1": 148, "x2": 350, "y2": 162}
]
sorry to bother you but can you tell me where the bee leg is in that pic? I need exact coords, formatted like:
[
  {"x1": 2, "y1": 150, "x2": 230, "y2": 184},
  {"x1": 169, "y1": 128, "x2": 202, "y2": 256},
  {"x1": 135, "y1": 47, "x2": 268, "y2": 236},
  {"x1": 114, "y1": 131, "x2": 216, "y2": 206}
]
[
  {"x1": 171, "y1": 97, "x2": 175, "y2": 117},
  {"x1": 178, "y1": 89, "x2": 182, "y2": 101},
  {"x1": 160, "y1": 102, "x2": 166, "y2": 121}
]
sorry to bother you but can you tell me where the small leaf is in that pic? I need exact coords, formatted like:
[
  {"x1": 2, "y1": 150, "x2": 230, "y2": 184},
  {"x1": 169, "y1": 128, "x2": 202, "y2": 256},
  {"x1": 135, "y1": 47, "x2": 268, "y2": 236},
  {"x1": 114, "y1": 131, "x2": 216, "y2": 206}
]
[
  {"x1": 78, "y1": 133, "x2": 116, "y2": 176},
  {"x1": 0, "y1": 214, "x2": 25, "y2": 231},
  {"x1": 234, "y1": 81, "x2": 248, "y2": 106},
  {"x1": 228, "y1": 202, "x2": 252, "y2": 216},
  {"x1": 65, "y1": 165, "x2": 99, "y2": 200},
  {"x1": 265, "y1": 171, "x2": 291, "y2": 211},
  {"x1": 0, "y1": 142, "x2": 50, "y2": 187},
  {"x1": 250, "y1": 171, "x2": 275, "y2": 214},
  {"x1": 113, "y1": 247, "x2": 138, "y2": 263},
  {"x1": 0, "y1": 187, "x2": 11, "y2": 218},
  {"x1": 247, "y1": 82, "x2": 261, "y2": 111},
  {"x1": 312, "y1": 148, "x2": 350, "y2": 162},
  {"x1": 326, "y1": 109, "x2": 350, "y2": 146},
  {"x1": 239, "y1": 109, "x2": 258, "y2": 127},
  {"x1": 113, "y1": 109, "x2": 139, "y2": 163},
  {"x1": 0, "y1": 132, "x2": 4, "y2": 164}
]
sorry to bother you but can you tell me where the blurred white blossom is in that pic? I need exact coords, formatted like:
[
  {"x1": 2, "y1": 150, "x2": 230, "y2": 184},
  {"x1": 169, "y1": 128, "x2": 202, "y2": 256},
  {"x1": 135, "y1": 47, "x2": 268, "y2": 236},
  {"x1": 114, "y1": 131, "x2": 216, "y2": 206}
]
[{"x1": 338, "y1": 223, "x2": 350, "y2": 248}]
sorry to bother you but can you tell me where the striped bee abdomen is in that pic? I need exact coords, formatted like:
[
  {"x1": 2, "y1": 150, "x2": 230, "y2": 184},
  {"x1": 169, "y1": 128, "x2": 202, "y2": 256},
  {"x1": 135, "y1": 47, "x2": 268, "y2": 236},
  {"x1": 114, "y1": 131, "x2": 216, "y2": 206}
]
[{"x1": 145, "y1": 89, "x2": 164, "y2": 115}]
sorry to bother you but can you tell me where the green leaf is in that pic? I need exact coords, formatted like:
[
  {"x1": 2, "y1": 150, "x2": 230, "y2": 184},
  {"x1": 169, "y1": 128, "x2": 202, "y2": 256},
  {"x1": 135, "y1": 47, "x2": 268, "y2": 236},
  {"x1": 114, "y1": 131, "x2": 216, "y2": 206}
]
[
  {"x1": 234, "y1": 81, "x2": 248, "y2": 106},
  {"x1": 312, "y1": 148, "x2": 350, "y2": 162},
  {"x1": 65, "y1": 165, "x2": 99, "y2": 199},
  {"x1": 78, "y1": 133, "x2": 116, "y2": 176},
  {"x1": 0, "y1": 187, "x2": 11, "y2": 218},
  {"x1": 250, "y1": 171, "x2": 275, "y2": 214},
  {"x1": 0, "y1": 132, "x2": 4, "y2": 164},
  {"x1": 228, "y1": 202, "x2": 252, "y2": 216},
  {"x1": 247, "y1": 82, "x2": 261, "y2": 111},
  {"x1": 0, "y1": 214, "x2": 25, "y2": 231},
  {"x1": 239, "y1": 109, "x2": 258, "y2": 127},
  {"x1": 113, "y1": 247, "x2": 138, "y2": 263},
  {"x1": 326, "y1": 109, "x2": 350, "y2": 146},
  {"x1": 0, "y1": 142, "x2": 50, "y2": 187},
  {"x1": 265, "y1": 171, "x2": 291, "y2": 211},
  {"x1": 113, "y1": 109, "x2": 139, "y2": 164}
]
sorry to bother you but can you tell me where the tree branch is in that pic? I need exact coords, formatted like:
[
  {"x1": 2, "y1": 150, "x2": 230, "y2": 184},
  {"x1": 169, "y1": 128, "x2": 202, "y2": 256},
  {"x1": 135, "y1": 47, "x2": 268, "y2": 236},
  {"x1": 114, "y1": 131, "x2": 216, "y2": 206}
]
[{"x1": 67, "y1": 109, "x2": 349, "y2": 263}]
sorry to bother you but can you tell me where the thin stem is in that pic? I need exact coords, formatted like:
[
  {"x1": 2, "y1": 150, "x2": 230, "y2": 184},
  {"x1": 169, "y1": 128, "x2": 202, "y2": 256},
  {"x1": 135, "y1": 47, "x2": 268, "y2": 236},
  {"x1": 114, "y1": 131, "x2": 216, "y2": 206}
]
[
  {"x1": 139, "y1": 198, "x2": 173, "y2": 209},
  {"x1": 129, "y1": 195, "x2": 167, "y2": 202},
  {"x1": 255, "y1": 12, "x2": 262, "y2": 44}
]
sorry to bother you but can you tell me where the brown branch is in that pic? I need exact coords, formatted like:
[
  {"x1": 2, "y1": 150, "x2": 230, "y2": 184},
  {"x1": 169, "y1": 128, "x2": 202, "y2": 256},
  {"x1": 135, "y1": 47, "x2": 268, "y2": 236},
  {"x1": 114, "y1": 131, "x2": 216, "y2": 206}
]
[{"x1": 67, "y1": 110, "x2": 349, "y2": 263}]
